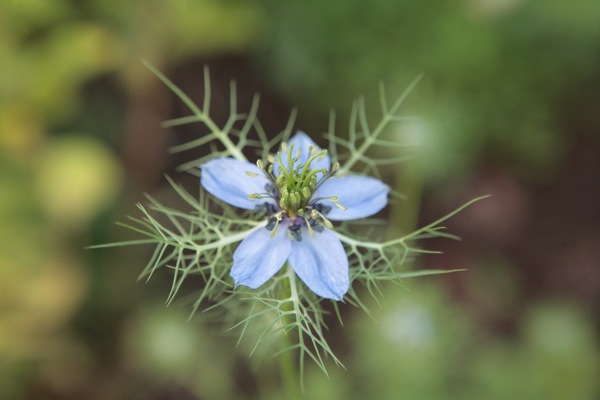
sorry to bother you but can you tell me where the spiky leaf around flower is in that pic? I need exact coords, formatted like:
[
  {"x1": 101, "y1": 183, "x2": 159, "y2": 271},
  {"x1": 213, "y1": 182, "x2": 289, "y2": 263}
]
[{"x1": 98, "y1": 64, "x2": 487, "y2": 378}]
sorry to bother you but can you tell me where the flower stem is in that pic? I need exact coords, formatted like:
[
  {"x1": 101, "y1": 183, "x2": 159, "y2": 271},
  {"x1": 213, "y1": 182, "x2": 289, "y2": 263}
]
[
  {"x1": 279, "y1": 332, "x2": 301, "y2": 399},
  {"x1": 278, "y1": 264, "x2": 302, "y2": 399}
]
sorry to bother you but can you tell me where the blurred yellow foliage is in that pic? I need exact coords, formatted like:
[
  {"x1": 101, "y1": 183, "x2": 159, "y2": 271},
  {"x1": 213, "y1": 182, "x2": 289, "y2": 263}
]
[
  {"x1": 34, "y1": 135, "x2": 124, "y2": 230},
  {"x1": 0, "y1": 132, "x2": 121, "y2": 364},
  {"x1": 0, "y1": 2, "x2": 263, "y2": 392},
  {"x1": 0, "y1": 254, "x2": 88, "y2": 359},
  {"x1": 0, "y1": 104, "x2": 45, "y2": 161}
]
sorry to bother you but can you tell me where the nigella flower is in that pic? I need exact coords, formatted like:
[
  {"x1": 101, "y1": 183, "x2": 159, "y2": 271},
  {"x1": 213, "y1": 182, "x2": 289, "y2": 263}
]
[{"x1": 200, "y1": 132, "x2": 389, "y2": 300}]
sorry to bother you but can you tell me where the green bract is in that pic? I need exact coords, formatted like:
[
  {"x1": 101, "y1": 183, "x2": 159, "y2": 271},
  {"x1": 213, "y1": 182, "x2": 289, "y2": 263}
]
[{"x1": 101, "y1": 63, "x2": 486, "y2": 379}]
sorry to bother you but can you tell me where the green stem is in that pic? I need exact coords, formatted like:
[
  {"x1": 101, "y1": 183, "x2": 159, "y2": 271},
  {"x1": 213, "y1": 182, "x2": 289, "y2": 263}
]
[
  {"x1": 279, "y1": 331, "x2": 301, "y2": 399},
  {"x1": 278, "y1": 264, "x2": 302, "y2": 399}
]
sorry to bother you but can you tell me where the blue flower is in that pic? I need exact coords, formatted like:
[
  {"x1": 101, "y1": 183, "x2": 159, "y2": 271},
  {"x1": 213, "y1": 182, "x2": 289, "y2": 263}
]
[{"x1": 200, "y1": 132, "x2": 389, "y2": 300}]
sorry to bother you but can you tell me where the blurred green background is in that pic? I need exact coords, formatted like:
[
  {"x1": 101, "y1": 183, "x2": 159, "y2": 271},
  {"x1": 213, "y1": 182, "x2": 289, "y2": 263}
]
[{"x1": 1, "y1": 0, "x2": 599, "y2": 399}]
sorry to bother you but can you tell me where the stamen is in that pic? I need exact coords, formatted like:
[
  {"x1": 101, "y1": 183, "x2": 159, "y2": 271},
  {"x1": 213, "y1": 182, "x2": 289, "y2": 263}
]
[
  {"x1": 302, "y1": 187, "x2": 311, "y2": 199},
  {"x1": 276, "y1": 174, "x2": 285, "y2": 186},
  {"x1": 271, "y1": 224, "x2": 279, "y2": 237},
  {"x1": 334, "y1": 201, "x2": 347, "y2": 210},
  {"x1": 270, "y1": 212, "x2": 284, "y2": 237},
  {"x1": 252, "y1": 158, "x2": 278, "y2": 184},
  {"x1": 247, "y1": 193, "x2": 276, "y2": 200},
  {"x1": 309, "y1": 196, "x2": 341, "y2": 206},
  {"x1": 291, "y1": 192, "x2": 301, "y2": 206},
  {"x1": 311, "y1": 209, "x2": 333, "y2": 229},
  {"x1": 303, "y1": 216, "x2": 315, "y2": 237}
]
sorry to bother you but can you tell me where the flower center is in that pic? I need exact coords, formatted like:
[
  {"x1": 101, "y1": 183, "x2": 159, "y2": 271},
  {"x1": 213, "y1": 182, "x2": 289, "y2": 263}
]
[
  {"x1": 274, "y1": 142, "x2": 326, "y2": 218},
  {"x1": 247, "y1": 141, "x2": 347, "y2": 240}
]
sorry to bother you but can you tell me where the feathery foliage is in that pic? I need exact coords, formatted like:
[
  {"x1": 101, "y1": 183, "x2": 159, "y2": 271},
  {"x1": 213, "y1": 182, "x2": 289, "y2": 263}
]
[{"x1": 98, "y1": 62, "x2": 486, "y2": 378}]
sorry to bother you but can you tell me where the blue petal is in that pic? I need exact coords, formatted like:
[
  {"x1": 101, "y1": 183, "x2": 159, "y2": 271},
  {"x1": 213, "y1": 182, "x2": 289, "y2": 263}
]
[
  {"x1": 288, "y1": 227, "x2": 349, "y2": 300},
  {"x1": 231, "y1": 222, "x2": 291, "y2": 289},
  {"x1": 314, "y1": 175, "x2": 389, "y2": 220},
  {"x1": 201, "y1": 158, "x2": 275, "y2": 210},
  {"x1": 274, "y1": 131, "x2": 331, "y2": 179}
]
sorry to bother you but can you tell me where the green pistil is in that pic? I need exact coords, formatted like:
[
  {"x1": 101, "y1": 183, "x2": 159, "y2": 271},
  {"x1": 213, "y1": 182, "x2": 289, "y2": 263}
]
[
  {"x1": 299, "y1": 148, "x2": 327, "y2": 182},
  {"x1": 247, "y1": 142, "x2": 347, "y2": 227},
  {"x1": 273, "y1": 143, "x2": 329, "y2": 217}
]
